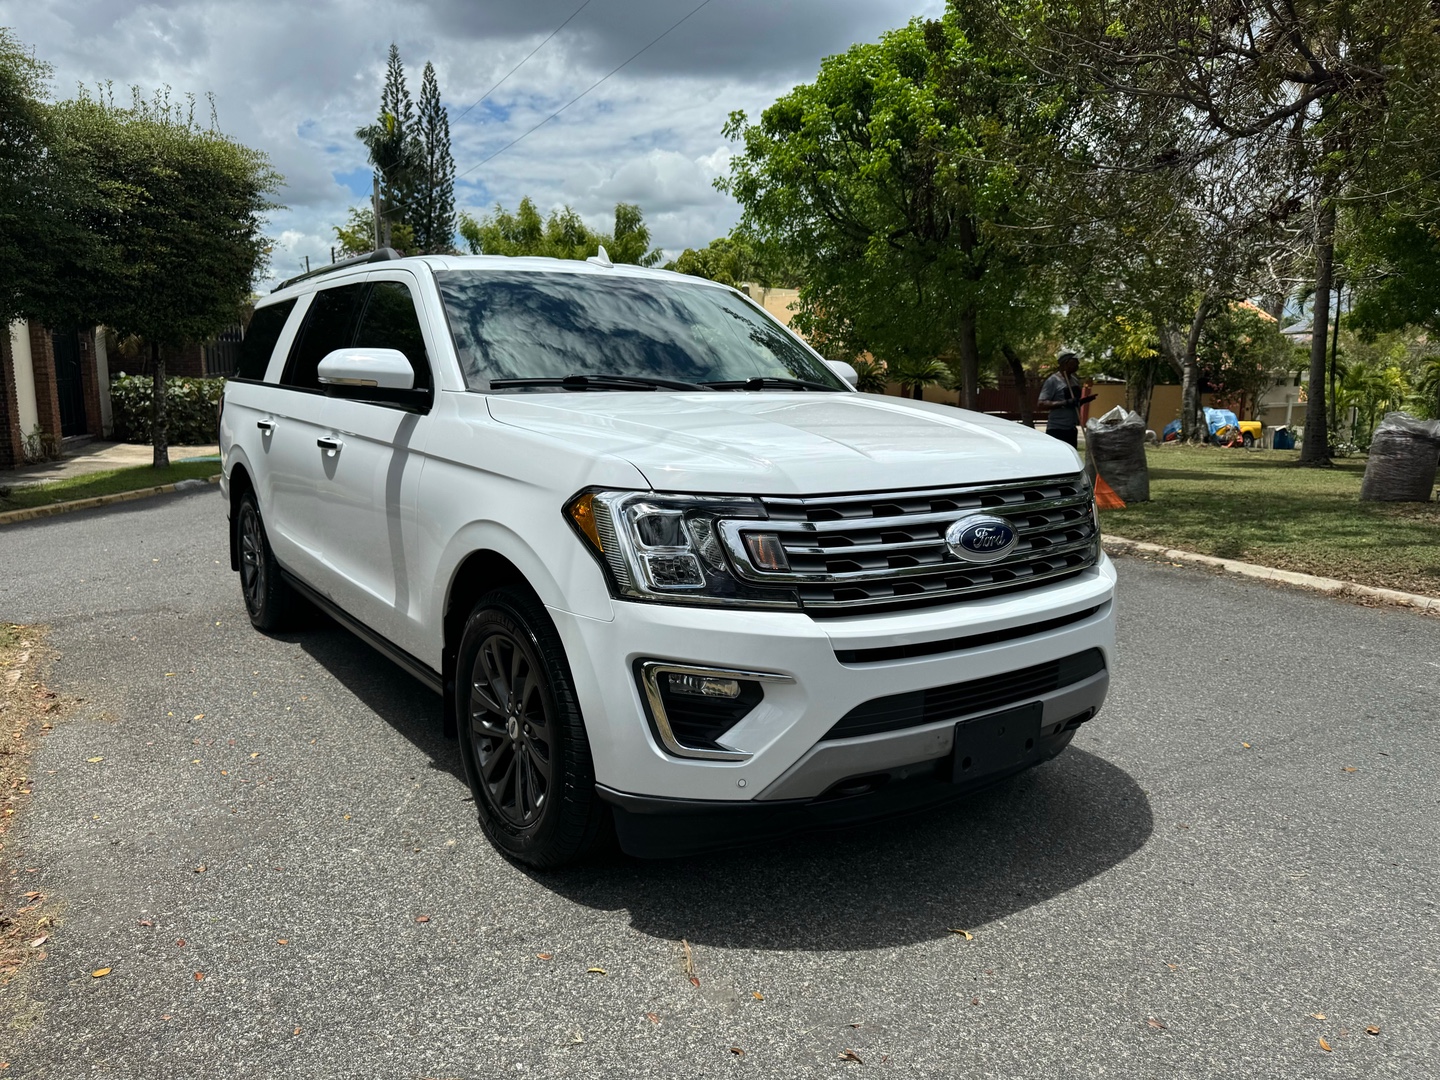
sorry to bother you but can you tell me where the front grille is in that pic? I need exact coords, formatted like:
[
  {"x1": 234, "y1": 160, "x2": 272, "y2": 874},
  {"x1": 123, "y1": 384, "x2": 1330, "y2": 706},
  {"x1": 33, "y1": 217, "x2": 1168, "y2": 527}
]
[
  {"x1": 723, "y1": 474, "x2": 1099, "y2": 612},
  {"x1": 823, "y1": 649, "x2": 1106, "y2": 740}
]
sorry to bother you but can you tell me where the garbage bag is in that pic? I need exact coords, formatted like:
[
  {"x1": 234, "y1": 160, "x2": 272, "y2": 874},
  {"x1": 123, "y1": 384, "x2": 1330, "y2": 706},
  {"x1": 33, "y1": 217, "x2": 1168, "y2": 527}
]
[
  {"x1": 1085, "y1": 407, "x2": 1150, "y2": 503},
  {"x1": 1360, "y1": 412, "x2": 1440, "y2": 502}
]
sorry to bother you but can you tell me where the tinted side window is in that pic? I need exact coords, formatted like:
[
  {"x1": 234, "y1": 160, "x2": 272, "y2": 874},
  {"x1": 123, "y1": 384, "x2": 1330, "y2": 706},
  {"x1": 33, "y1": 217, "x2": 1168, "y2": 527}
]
[
  {"x1": 234, "y1": 300, "x2": 296, "y2": 381},
  {"x1": 352, "y1": 281, "x2": 432, "y2": 392},
  {"x1": 281, "y1": 283, "x2": 365, "y2": 391}
]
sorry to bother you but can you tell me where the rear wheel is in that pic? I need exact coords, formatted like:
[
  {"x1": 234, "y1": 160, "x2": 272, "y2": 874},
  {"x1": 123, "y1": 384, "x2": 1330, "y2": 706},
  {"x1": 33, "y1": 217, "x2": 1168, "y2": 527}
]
[
  {"x1": 455, "y1": 586, "x2": 605, "y2": 868},
  {"x1": 1243, "y1": 432, "x2": 1255, "y2": 448},
  {"x1": 236, "y1": 493, "x2": 296, "y2": 631}
]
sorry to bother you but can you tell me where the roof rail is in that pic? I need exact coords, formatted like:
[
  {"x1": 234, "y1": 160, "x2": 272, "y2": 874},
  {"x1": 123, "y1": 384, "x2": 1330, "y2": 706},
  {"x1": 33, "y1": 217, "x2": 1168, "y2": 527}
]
[{"x1": 272, "y1": 247, "x2": 404, "y2": 292}]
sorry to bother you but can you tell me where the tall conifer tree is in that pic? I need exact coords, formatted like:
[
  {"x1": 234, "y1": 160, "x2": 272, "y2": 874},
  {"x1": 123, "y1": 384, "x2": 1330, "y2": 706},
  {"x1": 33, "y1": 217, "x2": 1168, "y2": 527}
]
[{"x1": 414, "y1": 61, "x2": 456, "y2": 254}]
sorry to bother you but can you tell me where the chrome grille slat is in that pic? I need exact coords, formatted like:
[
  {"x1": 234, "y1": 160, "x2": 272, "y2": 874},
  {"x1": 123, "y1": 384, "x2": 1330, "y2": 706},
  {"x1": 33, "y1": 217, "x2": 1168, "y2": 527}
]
[{"x1": 718, "y1": 473, "x2": 1100, "y2": 612}]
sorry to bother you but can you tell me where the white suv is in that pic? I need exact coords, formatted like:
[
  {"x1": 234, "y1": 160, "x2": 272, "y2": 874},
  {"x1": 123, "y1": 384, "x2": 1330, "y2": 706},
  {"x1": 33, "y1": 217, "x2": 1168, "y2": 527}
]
[{"x1": 219, "y1": 250, "x2": 1115, "y2": 866}]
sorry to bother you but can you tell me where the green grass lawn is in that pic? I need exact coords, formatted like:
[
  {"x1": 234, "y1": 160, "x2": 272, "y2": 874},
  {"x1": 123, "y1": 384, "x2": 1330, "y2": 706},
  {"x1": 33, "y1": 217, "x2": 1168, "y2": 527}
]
[
  {"x1": 1102, "y1": 444, "x2": 1440, "y2": 596},
  {"x1": 0, "y1": 460, "x2": 219, "y2": 513}
]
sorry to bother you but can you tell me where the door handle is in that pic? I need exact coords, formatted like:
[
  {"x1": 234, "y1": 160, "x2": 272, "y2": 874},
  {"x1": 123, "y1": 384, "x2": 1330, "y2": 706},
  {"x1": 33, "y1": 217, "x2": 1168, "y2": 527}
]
[
  {"x1": 317, "y1": 436, "x2": 343, "y2": 456},
  {"x1": 256, "y1": 419, "x2": 275, "y2": 433}
]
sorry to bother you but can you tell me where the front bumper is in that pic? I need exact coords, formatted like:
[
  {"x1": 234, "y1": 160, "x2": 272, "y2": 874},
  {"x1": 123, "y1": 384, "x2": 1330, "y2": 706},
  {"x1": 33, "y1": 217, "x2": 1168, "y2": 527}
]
[{"x1": 549, "y1": 553, "x2": 1116, "y2": 821}]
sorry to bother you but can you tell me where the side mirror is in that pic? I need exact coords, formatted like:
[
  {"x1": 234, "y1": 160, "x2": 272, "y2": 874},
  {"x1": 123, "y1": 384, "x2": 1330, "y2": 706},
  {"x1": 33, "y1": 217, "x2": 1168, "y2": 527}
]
[
  {"x1": 317, "y1": 347, "x2": 416, "y2": 390},
  {"x1": 824, "y1": 359, "x2": 859, "y2": 388}
]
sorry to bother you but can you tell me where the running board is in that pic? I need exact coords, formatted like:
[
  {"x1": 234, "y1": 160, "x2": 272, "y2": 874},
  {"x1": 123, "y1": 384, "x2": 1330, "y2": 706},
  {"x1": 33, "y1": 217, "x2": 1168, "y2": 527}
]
[{"x1": 281, "y1": 572, "x2": 444, "y2": 696}]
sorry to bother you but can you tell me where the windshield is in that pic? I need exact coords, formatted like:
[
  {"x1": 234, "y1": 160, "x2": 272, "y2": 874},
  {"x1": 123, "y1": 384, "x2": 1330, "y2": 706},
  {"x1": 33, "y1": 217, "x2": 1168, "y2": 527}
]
[{"x1": 434, "y1": 270, "x2": 846, "y2": 391}]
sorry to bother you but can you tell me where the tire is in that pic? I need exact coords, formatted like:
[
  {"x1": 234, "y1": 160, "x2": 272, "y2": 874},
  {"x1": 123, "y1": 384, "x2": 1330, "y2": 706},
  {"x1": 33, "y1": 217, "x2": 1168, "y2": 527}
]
[
  {"x1": 236, "y1": 492, "x2": 296, "y2": 632},
  {"x1": 455, "y1": 586, "x2": 605, "y2": 868},
  {"x1": 1243, "y1": 432, "x2": 1256, "y2": 448}
]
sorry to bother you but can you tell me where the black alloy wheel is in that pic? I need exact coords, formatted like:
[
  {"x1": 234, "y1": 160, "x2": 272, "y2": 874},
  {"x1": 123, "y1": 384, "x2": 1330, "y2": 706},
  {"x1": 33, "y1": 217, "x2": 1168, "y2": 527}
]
[
  {"x1": 236, "y1": 492, "x2": 295, "y2": 631},
  {"x1": 455, "y1": 587, "x2": 605, "y2": 867},
  {"x1": 469, "y1": 627, "x2": 553, "y2": 829}
]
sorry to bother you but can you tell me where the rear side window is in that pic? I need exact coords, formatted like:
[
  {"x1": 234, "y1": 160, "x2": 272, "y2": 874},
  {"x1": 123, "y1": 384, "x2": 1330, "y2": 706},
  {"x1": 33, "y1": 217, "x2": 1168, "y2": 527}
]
[
  {"x1": 234, "y1": 300, "x2": 296, "y2": 381},
  {"x1": 352, "y1": 281, "x2": 432, "y2": 392},
  {"x1": 281, "y1": 283, "x2": 365, "y2": 391}
]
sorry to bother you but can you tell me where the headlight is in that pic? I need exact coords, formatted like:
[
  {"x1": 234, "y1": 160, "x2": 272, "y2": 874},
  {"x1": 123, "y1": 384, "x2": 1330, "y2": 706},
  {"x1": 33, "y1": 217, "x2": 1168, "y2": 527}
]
[{"x1": 564, "y1": 490, "x2": 799, "y2": 608}]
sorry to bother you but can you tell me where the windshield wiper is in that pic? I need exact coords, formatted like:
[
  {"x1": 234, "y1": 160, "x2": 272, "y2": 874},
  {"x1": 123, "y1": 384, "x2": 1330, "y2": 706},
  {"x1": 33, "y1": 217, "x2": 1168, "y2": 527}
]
[
  {"x1": 488, "y1": 374, "x2": 715, "y2": 392},
  {"x1": 701, "y1": 376, "x2": 842, "y2": 392}
]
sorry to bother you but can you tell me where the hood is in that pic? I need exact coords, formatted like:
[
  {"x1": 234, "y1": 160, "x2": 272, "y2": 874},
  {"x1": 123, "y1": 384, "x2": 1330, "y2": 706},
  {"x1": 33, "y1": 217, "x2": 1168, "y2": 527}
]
[{"x1": 484, "y1": 391, "x2": 1083, "y2": 495}]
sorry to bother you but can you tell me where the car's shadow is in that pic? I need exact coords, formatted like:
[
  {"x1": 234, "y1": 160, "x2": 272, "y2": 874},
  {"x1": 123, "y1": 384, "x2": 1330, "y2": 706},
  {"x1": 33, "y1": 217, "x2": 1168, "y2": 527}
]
[
  {"x1": 289, "y1": 613, "x2": 1153, "y2": 951},
  {"x1": 534, "y1": 747, "x2": 1151, "y2": 950}
]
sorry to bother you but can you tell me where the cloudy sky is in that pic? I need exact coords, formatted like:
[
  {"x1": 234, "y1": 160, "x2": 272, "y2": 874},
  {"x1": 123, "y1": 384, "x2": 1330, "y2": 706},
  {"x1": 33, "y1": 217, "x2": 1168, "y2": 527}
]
[{"x1": 1, "y1": 0, "x2": 942, "y2": 286}]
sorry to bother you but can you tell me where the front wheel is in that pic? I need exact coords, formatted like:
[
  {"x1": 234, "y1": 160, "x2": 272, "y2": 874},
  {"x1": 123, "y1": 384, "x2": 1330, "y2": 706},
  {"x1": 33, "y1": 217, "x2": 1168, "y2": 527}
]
[{"x1": 455, "y1": 587, "x2": 605, "y2": 868}]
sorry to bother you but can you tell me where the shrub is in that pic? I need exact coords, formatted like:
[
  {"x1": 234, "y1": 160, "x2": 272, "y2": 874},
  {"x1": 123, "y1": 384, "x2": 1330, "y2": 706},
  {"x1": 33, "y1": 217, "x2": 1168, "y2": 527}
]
[{"x1": 110, "y1": 375, "x2": 224, "y2": 445}]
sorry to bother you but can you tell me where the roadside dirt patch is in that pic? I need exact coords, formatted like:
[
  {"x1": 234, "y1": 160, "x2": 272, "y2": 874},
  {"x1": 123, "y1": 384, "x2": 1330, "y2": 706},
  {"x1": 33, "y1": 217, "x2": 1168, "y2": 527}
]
[{"x1": 0, "y1": 625, "x2": 67, "y2": 991}]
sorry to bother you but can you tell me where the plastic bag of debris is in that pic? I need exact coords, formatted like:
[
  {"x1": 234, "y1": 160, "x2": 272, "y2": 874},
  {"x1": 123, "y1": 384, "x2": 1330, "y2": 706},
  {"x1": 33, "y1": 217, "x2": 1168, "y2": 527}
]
[
  {"x1": 1085, "y1": 407, "x2": 1149, "y2": 503},
  {"x1": 1360, "y1": 412, "x2": 1440, "y2": 502}
]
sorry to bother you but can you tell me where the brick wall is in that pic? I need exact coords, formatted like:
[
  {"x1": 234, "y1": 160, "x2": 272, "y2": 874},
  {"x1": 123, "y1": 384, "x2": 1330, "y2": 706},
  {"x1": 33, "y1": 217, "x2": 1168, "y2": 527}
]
[{"x1": 26, "y1": 323, "x2": 62, "y2": 441}]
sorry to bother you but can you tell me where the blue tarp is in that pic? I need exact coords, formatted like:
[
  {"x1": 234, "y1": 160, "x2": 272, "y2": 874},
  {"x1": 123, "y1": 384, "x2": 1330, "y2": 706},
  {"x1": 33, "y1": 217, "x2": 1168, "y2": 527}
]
[
  {"x1": 1203, "y1": 407, "x2": 1239, "y2": 436},
  {"x1": 1162, "y1": 419, "x2": 1181, "y2": 441}
]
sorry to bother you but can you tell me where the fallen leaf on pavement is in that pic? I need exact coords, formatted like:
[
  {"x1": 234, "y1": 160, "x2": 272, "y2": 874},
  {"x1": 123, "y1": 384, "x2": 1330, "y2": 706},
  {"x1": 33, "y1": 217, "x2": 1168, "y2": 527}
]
[
  {"x1": 971, "y1": 997, "x2": 980, "y2": 1006},
  {"x1": 91, "y1": 968, "x2": 111, "y2": 978},
  {"x1": 948, "y1": 928, "x2": 974, "y2": 940},
  {"x1": 1318, "y1": 1037, "x2": 1332, "y2": 1052},
  {"x1": 1343, "y1": 766, "x2": 1357, "y2": 773},
  {"x1": 277, "y1": 939, "x2": 289, "y2": 945},
  {"x1": 1310, "y1": 1013, "x2": 1326, "y2": 1020},
  {"x1": 87, "y1": 756, "x2": 103, "y2": 763},
  {"x1": 730, "y1": 1047, "x2": 744, "y2": 1056},
  {"x1": 193, "y1": 865, "x2": 206, "y2": 874},
  {"x1": 587, "y1": 967, "x2": 606, "y2": 975},
  {"x1": 138, "y1": 920, "x2": 153, "y2": 928},
  {"x1": 414, "y1": 915, "x2": 431, "y2": 924},
  {"x1": 293, "y1": 1027, "x2": 302, "y2": 1035},
  {"x1": 194, "y1": 971, "x2": 205, "y2": 981},
  {"x1": 29, "y1": 935, "x2": 48, "y2": 948},
  {"x1": 536, "y1": 952, "x2": 552, "y2": 961},
  {"x1": 839, "y1": 1049, "x2": 864, "y2": 1063},
  {"x1": 24, "y1": 891, "x2": 40, "y2": 900},
  {"x1": 1241, "y1": 743, "x2": 1251, "y2": 749},
  {"x1": 752, "y1": 991, "x2": 764, "y2": 1001},
  {"x1": 1147, "y1": 1018, "x2": 1166, "y2": 1030},
  {"x1": 645, "y1": 1012, "x2": 660, "y2": 1024},
  {"x1": 1366, "y1": 1026, "x2": 1380, "y2": 1036}
]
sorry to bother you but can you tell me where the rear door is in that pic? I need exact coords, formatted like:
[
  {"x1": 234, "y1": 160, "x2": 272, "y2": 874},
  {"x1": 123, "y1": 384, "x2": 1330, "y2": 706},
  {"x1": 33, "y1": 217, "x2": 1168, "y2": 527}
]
[
  {"x1": 262, "y1": 281, "x2": 366, "y2": 590},
  {"x1": 308, "y1": 272, "x2": 437, "y2": 659}
]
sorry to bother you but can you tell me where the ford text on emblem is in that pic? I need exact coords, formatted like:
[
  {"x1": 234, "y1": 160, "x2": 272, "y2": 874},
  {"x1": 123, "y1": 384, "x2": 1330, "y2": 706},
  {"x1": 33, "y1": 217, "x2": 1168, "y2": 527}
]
[{"x1": 945, "y1": 515, "x2": 1018, "y2": 564}]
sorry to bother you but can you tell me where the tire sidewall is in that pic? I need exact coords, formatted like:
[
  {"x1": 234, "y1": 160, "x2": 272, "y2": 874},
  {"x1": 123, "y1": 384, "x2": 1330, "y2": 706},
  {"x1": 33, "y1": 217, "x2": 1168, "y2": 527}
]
[{"x1": 455, "y1": 589, "x2": 594, "y2": 865}]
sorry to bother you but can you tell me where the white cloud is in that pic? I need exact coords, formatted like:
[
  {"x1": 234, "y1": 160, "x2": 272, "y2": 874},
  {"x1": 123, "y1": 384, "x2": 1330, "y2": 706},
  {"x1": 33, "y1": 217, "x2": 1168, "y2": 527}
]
[{"x1": 0, "y1": 0, "x2": 942, "y2": 284}]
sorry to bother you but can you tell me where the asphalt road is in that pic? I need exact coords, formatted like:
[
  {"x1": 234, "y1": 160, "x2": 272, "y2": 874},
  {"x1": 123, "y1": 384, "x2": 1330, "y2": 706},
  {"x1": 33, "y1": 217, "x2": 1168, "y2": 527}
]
[{"x1": 1, "y1": 488, "x2": 1437, "y2": 1078}]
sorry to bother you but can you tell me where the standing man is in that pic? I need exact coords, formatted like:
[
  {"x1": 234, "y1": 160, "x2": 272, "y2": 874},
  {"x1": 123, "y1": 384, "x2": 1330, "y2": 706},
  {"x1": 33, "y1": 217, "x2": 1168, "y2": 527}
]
[{"x1": 1038, "y1": 350, "x2": 1092, "y2": 448}]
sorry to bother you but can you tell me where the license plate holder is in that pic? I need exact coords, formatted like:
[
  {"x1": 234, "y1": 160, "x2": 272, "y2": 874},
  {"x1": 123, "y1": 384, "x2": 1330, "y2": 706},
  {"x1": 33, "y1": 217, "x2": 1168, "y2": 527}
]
[{"x1": 952, "y1": 702, "x2": 1044, "y2": 783}]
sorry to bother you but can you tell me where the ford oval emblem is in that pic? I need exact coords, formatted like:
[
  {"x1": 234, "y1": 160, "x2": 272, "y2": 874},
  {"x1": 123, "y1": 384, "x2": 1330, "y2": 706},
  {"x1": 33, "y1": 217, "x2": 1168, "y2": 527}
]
[{"x1": 945, "y1": 515, "x2": 1018, "y2": 564}]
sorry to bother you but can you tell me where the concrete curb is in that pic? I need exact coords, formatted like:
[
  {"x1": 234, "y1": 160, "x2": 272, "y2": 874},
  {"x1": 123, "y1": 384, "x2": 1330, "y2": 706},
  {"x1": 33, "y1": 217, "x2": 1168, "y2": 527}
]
[
  {"x1": 0, "y1": 474, "x2": 220, "y2": 527},
  {"x1": 1103, "y1": 534, "x2": 1440, "y2": 613}
]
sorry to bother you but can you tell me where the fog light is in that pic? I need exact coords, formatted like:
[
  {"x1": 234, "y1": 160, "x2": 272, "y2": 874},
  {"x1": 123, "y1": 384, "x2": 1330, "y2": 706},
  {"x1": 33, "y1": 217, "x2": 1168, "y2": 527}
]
[
  {"x1": 667, "y1": 672, "x2": 741, "y2": 698},
  {"x1": 743, "y1": 532, "x2": 790, "y2": 571}
]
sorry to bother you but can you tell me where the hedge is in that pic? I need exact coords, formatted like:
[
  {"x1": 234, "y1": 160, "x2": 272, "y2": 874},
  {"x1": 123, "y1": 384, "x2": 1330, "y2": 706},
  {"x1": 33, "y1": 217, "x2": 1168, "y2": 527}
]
[{"x1": 110, "y1": 375, "x2": 224, "y2": 445}]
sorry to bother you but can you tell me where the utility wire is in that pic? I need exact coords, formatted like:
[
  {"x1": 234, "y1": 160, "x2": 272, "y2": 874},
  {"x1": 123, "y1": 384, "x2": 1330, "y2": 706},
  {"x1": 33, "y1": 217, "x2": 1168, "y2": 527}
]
[
  {"x1": 456, "y1": 0, "x2": 715, "y2": 181},
  {"x1": 454, "y1": 0, "x2": 596, "y2": 122}
]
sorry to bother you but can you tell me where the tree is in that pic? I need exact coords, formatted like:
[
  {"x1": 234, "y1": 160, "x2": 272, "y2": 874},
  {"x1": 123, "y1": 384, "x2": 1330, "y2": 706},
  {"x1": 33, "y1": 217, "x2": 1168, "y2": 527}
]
[
  {"x1": 356, "y1": 44, "x2": 420, "y2": 250},
  {"x1": 458, "y1": 199, "x2": 662, "y2": 264},
  {"x1": 413, "y1": 61, "x2": 456, "y2": 254},
  {"x1": 1014, "y1": 0, "x2": 1440, "y2": 464},
  {"x1": 666, "y1": 233, "x2": 799, "y2": 288},
  {"x1": 334, "y1": 204, "x2": 414, "y2": 259},
  {"x1": 1199, "y1": 303, "x2": 1289, "y2": 421},
  {"x1": 721, "y1": 14, "x2": 1067, "y2": 409},
  {"x1": 50, "y1": 91, "x2": 279, "y2": 467}
]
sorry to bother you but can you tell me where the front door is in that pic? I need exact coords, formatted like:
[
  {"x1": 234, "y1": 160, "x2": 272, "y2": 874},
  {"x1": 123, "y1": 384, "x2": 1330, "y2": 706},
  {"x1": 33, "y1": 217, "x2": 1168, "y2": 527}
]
[{"x1": 51, "y1": 329, "x2": 88, "y2": 437}]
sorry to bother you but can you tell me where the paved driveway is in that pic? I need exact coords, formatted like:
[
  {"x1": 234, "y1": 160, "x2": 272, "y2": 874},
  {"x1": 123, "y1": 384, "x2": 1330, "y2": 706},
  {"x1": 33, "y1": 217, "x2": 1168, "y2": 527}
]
[{"x1": 1, "y1": 489, "x2": 1437, "y2": 1078}]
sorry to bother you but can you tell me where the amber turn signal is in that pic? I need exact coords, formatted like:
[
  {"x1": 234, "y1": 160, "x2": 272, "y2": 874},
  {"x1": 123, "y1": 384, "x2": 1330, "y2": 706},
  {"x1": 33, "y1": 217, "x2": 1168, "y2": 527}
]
[{"x1": 566, "y1": 492, "x2": 604, "y2": 552}]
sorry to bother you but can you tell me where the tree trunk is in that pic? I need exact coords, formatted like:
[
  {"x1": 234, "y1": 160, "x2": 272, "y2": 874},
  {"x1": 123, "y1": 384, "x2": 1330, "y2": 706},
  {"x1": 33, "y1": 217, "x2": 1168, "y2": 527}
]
[
  {"x1": 1328, "y1": 278, "x2": 1343, "y2": 436},
  {"x1": 1131, "y1": 364, "x2": 1157, "y2": 431},
  {"x1": 151, "y1": 341, "x2": 170, "y2": 469},
  {"x1": 911, "y1": 383, "x2": 925, "y2": 401},
  {"x1": 1180, "y1": 299, "x2": 1210, "y2": 443},
  {"x1": 956, "y1": 312, "x2": 980, "y2": 410},
  {"x1": 1299, "y1": 197, "x2": 1335, "y2": 466},
  {"x1": 1001, "y1": 345, "x2": 1033, "y2": 426}
]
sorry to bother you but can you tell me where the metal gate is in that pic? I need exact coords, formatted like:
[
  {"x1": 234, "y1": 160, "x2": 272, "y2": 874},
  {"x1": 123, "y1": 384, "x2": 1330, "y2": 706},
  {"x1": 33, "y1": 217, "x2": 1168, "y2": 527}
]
[{"x1": 51, "y1": 328, "x2": 88, "y2": 437}]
